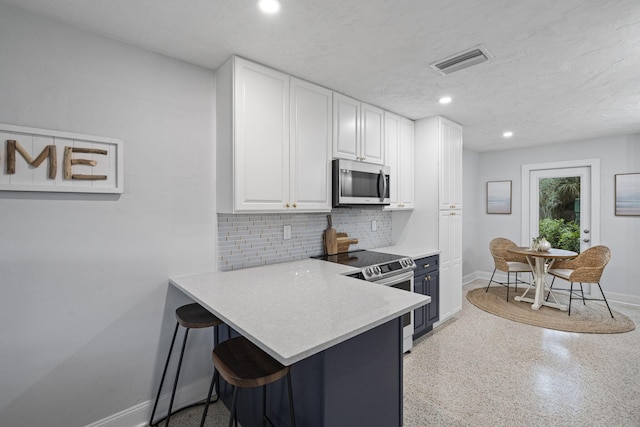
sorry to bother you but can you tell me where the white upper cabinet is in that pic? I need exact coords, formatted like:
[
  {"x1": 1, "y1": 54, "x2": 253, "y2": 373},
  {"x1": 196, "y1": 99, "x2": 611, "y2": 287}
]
[
  {"x1": 289, "y1": 78, "x2": 332, "y2": 211},
  {"x1": 361, "y1": 103, "x2": 385, "y2": 164},
  {"x1": 217, "y1": 57, "x2": 331, "y2": 213},
  {"x1": 333, "y1": 93, "x2": 360, "y2": 161},
  {"x1": 333, "y1": 93, "x2": 384, "y2": 165},
  {"x1": 384, "y1": 113, "x2": 414, "y2": 210},
  {"x1": 398, "y1": 117, "x2": 415, "y2": 208},
  {"x1": 438, "y1": 117, "x2": 463, "y2": 210}
]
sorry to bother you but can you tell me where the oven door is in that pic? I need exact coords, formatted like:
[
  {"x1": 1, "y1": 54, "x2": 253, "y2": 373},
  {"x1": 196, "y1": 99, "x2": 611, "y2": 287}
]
[{"x1": 374, "y1": 270, "x2": 414, "y2": 352}]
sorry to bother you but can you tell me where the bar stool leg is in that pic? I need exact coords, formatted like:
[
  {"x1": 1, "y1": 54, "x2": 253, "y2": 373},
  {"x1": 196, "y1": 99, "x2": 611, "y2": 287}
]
[
  {"x1": 228, "y1": 386, "x2": 239, "y2": 427},
  {"x1": 150, "y1": 322, "x2": 180, "y2": 426},
  {"x1": 199, "y1": 369, "x2": 219, "y2": 427},
  {"x1": 165, "y1": 328, "x2": 190, "y2": 426},
  {"x1": 262, "y1": 385, "x2": 267, "y2": 427},
  {"x1": 287, "y1": 371, "x2": 296, "y2": 427}
]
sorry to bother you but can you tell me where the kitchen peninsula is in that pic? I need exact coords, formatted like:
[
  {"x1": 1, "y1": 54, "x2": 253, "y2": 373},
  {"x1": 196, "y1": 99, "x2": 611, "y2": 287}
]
[{"x1": 170, "y1": 258, "x2": 430, "y2": 426}]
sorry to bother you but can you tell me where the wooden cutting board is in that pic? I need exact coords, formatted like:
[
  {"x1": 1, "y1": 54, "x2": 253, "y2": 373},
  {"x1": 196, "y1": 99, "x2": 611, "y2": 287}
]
[
  {"x1": 337, "y1": 233, "x2": 358, "y2": 253},
  {"x1": 324, "y1": 214, "x2": 337, "y2": 255}
]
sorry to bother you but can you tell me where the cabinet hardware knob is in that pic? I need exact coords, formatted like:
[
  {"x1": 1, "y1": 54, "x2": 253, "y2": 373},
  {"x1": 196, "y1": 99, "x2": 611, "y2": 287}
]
[
  {"x1": 583, "y1": 238, "x2": 590, "y2": 243},
  {"x1": 285, "y1": 203, "x2": 290, "y2": 208},
  {"x1": 424, "y1": 276, "x2": 431, "y2": 281},
  {"x1": 424, "y1": 264, "x2": 430, "y2": 268},
  {"x1": 293, "y1": 203, "x2": 297, "y2": 208}
]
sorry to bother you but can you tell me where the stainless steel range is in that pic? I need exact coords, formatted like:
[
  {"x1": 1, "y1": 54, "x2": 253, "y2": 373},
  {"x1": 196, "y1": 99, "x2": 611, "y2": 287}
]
[{"x1": 312, "y1": 250, "x2": 416, "y2": 352}]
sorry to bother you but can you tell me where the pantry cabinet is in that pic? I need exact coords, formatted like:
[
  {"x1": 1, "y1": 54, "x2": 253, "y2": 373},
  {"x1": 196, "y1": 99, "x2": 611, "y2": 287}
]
[
  {"x1": 333, "y1": 93, "x2": 384, "y2": 165},
  {"x1": 217, "y1": 56, "x2": 331, "y2": 213},
  {"x1": 384, "y1": 112, "x2": 414, "y2": 210}
]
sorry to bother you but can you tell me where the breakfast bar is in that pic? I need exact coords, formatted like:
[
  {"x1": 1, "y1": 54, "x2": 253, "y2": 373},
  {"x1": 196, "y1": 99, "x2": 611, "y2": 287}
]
[{"x1": 170, "y1": 258, "x2": 430, "y2": 426}]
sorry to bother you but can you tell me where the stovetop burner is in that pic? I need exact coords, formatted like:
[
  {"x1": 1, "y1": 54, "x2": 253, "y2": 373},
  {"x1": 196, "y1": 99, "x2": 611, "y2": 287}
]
[
  {"x1": 312, "y1": 250, "x2": 416, "y2": 281},
  {"x1": 312, "y1": 250, "x2": 404, "y2": 268}
]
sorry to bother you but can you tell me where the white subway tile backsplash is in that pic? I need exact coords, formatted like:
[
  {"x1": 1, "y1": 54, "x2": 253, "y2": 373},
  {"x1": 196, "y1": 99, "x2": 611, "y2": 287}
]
[{"x1": 217, "y1": 208, "x2": 392, "y2": 271}]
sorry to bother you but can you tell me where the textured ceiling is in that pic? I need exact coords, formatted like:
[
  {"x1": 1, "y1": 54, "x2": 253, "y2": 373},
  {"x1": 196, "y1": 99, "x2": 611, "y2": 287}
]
[{"x1": 2, "y1": 0, "x2": 639, "y2": 151}]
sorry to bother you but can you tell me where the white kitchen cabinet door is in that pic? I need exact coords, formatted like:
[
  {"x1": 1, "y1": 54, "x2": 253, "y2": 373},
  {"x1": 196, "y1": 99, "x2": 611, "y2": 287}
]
[
  {"x1": 384, "y1": 112, "x2": 401, "y2": 207},
  {"x1": 290, "y1": 78, "x2": 332, "y2": 211},
  {"x1": 333, "y1": 93, "x2": 360, "y2": 161},
  {"x1": 438, "y1": 209, "x2": 463, "y2": 322},
  {"x1": 398, "y1": 117, "x2": 415, "y2": 209},
  {"x1": 384, "y1": 113, "x2": 414, "y2": 210},
  {"x1": 234, "y1": 57, "x2": 290, "y2": 211},
  {"x1": 361, "y1": 103, "x2": 384, "y2": 165},
  {"x1": 438, "y1": 117, "x2": 463, "y2": 210}
]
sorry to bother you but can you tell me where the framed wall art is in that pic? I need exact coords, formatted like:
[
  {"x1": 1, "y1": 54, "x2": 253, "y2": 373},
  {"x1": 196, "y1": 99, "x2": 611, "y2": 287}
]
[
  {"x1": 615, "y1": 173, "x2": 640, "y2": 216},
  {"x1": 1, "y1": 123, "x2": 123, "y2": 194},
  {"x1": 487, "y1": 180, "x2": 512, "y2": 214}
]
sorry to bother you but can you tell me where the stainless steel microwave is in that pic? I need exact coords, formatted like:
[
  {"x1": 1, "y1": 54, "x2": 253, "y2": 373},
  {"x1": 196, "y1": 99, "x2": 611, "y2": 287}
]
[{"x1": 332, "y1": 159, "x2": 390, "y2": 207}]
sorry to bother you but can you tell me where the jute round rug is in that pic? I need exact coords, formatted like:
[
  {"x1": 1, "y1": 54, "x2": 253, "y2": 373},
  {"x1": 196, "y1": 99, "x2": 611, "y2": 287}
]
[{"x1": 467, "y1": 285, "x2": 635, "y2": 333}]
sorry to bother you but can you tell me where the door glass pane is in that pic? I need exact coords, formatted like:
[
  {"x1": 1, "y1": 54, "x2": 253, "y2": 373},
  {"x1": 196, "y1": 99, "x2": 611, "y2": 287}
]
[{"x1": 538, "y1": 176, "x2": 581, "y2": 252}]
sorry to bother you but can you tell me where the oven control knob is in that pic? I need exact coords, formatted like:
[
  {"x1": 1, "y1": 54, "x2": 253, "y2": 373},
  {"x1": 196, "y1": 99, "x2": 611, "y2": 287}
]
[
  {"x1": 374, "y1": 266, "x2": 381, "y2": 275},
  {"x1": 365, "y1": 268, "x2": 372, "y2": 277}
]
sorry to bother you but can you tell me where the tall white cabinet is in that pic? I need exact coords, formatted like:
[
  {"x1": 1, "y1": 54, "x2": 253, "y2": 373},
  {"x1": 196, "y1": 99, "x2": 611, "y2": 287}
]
[
  {"x1": 437, "y1": 116, "x2": 463, "y2": 321},
  {"x1": 217, "y1": 56, "x2": 332, "y2": 213},
  {"x1": 411, "y1": 116, "x2": 463, "y2": 322}
]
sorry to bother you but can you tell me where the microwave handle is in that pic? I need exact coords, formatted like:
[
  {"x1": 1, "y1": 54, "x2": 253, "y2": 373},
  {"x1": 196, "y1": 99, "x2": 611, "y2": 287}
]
[{"x1": 378, "y1": 169, "x2": 387, "y2": 202}]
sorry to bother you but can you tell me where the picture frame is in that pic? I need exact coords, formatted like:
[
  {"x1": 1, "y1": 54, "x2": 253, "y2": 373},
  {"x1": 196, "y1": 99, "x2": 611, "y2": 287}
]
[
  {"x1": 615, "y1": 173, "x2": 640, "y2": 216},
  {"x1": 487, "y1": 180, "x2": 512, "y2": 214}
]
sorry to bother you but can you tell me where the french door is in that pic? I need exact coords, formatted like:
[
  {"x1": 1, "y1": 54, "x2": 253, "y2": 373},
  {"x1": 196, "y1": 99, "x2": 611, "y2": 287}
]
[
  {"x1": 521, "y1": 159, "x2": 600, "y2": 253},
  {"x1": 529, "y1": 166, "x2": 591, "y2": 253}
]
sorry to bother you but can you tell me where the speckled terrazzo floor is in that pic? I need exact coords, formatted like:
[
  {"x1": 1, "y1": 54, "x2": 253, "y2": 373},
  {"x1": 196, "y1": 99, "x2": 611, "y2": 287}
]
[{"x1": 169, "y1": 279, "x2": 640, "y2": 427}]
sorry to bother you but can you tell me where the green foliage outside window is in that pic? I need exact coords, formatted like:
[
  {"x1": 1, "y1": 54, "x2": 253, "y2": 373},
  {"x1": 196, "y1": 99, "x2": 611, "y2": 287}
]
[{"x1": 538, "y1": 218, "x2": 580, "y2": 252}]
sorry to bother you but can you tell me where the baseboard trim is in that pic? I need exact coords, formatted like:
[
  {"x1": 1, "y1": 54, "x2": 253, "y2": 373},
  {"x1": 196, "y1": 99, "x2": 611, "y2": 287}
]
[
  {"x1": 85, "y1": 377, "x2": 211, "y2": 427},
  {"x1": 472, "y1": 270, "x2": 640, "y2": 307}
]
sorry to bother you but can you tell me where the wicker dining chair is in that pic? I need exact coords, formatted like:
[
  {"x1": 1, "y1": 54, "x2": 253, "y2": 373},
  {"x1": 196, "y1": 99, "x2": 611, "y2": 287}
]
[
  {"x1": 486, "y1": 238, "x2": 532, "y2": 302},
  {"x1": 547, "y1": 245, "x2": 614, "y2": 317}
]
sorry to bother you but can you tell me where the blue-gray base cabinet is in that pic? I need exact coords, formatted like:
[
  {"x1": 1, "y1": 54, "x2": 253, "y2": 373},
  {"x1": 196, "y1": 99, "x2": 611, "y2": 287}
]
[
  {"x1": 217, "y1": 318, "x2": 403, "y2": 426},
  {"x1": 413, "y1": 255, "x2": 439, "y2": 339}
]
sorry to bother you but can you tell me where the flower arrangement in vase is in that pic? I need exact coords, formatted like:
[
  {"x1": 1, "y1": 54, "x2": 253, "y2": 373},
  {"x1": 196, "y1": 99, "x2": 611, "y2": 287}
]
[{"x1": 530, "y1": 236, "x2": 551, "y2": 252}]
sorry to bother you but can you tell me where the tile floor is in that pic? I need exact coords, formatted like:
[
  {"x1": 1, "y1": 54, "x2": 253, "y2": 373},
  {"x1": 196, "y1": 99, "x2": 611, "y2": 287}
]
[{"x1": 171, "y1": 280, "x2": 640, "y2": 426}]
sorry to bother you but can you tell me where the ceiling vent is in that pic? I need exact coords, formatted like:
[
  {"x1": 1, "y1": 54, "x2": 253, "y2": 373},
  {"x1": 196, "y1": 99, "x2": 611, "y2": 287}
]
[{"x1": 430, "y1": 45, "x2": 493, "y2": 75}]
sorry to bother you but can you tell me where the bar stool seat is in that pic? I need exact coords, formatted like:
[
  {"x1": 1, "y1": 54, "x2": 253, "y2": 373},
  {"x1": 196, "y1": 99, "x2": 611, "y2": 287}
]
[
  {"x1": 200, "y1": 336, "x2": 296, "y2": 427},
  {"x1": 150, "y1": 303, "x2": 223, "y2": 426}
]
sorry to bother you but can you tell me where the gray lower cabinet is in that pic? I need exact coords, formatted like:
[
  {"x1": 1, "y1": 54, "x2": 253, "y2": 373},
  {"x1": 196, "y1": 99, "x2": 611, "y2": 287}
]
[{"x1": 413, "y1": 255, "x2": 439, "y2": 339}]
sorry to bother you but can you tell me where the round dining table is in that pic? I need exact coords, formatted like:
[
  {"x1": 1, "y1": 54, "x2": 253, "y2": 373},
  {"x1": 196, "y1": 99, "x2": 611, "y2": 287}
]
[{"x1": 507, "y1": 246, "x2": 577, "y2": 310}]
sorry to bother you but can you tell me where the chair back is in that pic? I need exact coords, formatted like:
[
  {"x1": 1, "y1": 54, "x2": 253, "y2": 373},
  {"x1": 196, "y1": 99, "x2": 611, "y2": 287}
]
[
  {"x1": 569, "y1": 245, "x2": 611, "y2": 283},
  {"x1": 489, "y1": 238, "x2": 517, "y2": 272}
]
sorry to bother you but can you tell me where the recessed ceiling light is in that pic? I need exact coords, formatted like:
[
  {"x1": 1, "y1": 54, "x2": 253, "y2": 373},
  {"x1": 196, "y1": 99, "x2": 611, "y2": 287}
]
[
  {"x1": 439, "y1": 96, "x2": 452, "y2": 104},
  {"x1": 258, "y1": 0, "x2": 281, "y2": 14},
  {"x1": 503, "y1": 131, "x2": 513, "y2": 138}
]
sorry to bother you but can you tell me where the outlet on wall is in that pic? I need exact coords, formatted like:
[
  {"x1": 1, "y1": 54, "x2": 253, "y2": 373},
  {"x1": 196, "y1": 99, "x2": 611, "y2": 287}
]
[
  {"x1": 283, "y1": 225, "x2": 292, "y2": 240},
  {"x1": 371, "y1": 220, "x2": 377, "y2": 231}
]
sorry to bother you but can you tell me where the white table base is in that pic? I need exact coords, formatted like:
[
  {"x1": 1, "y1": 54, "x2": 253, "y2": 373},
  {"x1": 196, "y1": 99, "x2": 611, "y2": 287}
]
[{"x1": 514, "y1": 256, "x2": 567, "y2": 311}]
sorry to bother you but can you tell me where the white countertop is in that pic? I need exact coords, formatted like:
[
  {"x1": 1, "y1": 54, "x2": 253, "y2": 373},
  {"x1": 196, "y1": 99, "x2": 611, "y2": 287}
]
[
  {"x1": 169, "y1": 258, "x2": 430, "y2": 366},
  {"x1": 371, "y1": 245, "x2": 440, "y2": 260}
]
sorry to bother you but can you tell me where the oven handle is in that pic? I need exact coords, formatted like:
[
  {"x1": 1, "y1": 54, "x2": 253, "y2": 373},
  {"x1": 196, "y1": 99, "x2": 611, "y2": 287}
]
[{"x1": 374, "y1": 270, "x2": 414, "y2": 287}]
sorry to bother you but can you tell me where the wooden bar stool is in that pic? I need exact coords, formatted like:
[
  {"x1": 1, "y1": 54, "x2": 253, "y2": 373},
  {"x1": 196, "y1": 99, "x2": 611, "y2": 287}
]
[
  {"x1": 150, "y1": 303, "x2": 223, "y2": 426},
  {"x1": 200, "y1": 336, "x2": 295, "y2": 427}
]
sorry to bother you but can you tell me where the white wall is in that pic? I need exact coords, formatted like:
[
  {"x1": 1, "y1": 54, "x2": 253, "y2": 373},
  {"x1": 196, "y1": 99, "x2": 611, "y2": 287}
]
[
  {"x1": 471, "y1": 134, "x2": 640, "y2": 303},
  {"x1": 0, "y1": 5, "x2": 217, "y2": 426}
]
